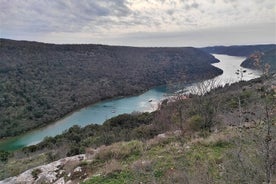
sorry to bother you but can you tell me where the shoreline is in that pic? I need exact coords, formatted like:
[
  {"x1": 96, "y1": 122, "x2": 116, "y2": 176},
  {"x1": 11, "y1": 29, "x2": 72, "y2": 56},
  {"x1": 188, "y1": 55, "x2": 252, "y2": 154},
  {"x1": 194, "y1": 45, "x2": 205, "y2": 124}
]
[{"x1": 0, "y1": 71, "x2": 222, "y2": 149}]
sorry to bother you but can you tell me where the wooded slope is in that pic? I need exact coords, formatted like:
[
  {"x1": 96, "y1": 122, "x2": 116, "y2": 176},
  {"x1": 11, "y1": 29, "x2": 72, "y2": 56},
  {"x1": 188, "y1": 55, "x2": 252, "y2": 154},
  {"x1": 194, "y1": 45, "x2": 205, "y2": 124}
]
[
  {"x1": 201, "y1": 44, "x2": 276, "y2": 56},
  {"x1": 0, "y1": 39, "x2": 221, "y2": 138},
  {"x1": 241, "y1": 48, "x2": 276, "y2": 73}
]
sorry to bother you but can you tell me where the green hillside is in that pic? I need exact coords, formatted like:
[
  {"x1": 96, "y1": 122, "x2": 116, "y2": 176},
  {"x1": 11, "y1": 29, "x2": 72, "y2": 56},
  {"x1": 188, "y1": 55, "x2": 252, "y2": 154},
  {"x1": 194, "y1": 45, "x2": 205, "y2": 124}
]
[{"x1": 0, "y1": 39, "x2": 221, "y2": 138}]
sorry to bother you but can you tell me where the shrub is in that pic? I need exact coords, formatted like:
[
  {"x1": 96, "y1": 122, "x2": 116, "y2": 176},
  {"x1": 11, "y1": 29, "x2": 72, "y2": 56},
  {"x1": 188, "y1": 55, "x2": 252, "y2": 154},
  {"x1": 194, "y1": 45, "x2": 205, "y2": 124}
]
[
  {"x1": 103, "y1": 159, "x2": 123, "y2": 174},
  {"x1": 66, "y1": 145, "x2": 85, "y2": 156},
  {"x1": 95, "y1": 141, "x2": 143, "y2": 161},
  {"x1": 131, "y1": 160, "x2": 153, "y2": 173},
  {"x1": 0, "y1": 151, "x2": 10, "y2": 162},
  {"x1": 188, "y1": 114, "x2": 203, "y2": 131}
]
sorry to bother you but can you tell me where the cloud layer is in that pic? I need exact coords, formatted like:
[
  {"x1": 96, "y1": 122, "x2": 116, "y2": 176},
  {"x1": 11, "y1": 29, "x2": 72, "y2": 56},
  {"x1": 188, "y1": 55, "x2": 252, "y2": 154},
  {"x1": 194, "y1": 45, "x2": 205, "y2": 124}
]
[{"x1": 1, "y1": 0, "x2": 275, "y2": 46}]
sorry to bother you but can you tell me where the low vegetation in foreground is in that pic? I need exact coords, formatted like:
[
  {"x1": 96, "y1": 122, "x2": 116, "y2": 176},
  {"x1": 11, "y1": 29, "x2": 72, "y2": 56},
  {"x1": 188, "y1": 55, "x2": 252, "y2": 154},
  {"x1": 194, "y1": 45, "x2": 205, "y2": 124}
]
[{"x1": 1, "y1": 73, "x2": 275, "y2": 183}]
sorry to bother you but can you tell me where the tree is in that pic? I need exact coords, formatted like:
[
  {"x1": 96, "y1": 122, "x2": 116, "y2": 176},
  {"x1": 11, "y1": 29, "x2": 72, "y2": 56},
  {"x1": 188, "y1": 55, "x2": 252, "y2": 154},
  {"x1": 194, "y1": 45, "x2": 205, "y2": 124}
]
[{"x1": 189, "y1": 79, "x2": 220, "y2": 132}]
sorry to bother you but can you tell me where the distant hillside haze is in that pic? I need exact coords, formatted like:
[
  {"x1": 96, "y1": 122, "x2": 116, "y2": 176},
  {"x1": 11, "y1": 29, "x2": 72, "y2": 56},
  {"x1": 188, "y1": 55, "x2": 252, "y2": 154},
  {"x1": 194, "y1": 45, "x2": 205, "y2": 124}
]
[
  {"x1": 0, "y1": 39, "x2": 222, "y2": 138},
  {"x1": 201, "y1": 44, "x2": 276, "y2": 56}
]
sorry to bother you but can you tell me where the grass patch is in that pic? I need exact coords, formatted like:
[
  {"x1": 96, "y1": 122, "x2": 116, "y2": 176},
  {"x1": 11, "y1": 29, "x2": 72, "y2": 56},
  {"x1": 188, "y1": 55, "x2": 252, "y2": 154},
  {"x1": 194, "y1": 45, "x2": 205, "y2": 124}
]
[
  {"x1": 95, "y1": 140, "x2": 143, "y2": 162},
  {"x1": 0, "y1": 153, "x2": 48, "y2": 180},
  {"x1": 83, "y1": 170, "x2": 134, "y2": 184}
]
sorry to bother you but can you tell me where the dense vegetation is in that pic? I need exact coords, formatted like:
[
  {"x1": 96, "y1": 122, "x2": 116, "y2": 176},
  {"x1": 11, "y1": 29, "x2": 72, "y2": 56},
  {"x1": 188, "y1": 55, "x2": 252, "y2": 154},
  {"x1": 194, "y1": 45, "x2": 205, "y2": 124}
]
[
  {"x1": 201, "y1": 44, "x2": 276, "y2": 56},
  {"x1": 1, "y1": 74, "x2": 275, "y2": 183},
  {"x1": 0, "y1": 39, "x2": 222, "y2": 138},
  {"x1": 24, "y1": 112, "x2": 157, "y2": 157},
  {"x1": 241, "y1": 48, "x2": 276, "y2": 73}
]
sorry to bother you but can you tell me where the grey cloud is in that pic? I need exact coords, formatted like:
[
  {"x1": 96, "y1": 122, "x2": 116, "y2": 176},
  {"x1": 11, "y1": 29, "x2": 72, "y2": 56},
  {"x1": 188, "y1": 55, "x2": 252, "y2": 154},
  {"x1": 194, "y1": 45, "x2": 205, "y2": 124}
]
[
  {"x1": 184, "y1": 1, "x2": 200, "y2": 10},
  {"x1": 110, "y1": 22, "x2": 275, "y2": 47},
  {"x1": 166, "y1": 9, "x2": 175, "y2": 15},
  {"x1": 0, "y1": 0, "x2": 131, "y2": 34},
  {"x1": 191, "y1": 2, "x2": 199, "y2": 8},
  {"x1": 223, "y1": 0, "x2": 238, "y2": 4},
  {"x1": 1, "y1": 0, "x2": 274, "y2": 47}
]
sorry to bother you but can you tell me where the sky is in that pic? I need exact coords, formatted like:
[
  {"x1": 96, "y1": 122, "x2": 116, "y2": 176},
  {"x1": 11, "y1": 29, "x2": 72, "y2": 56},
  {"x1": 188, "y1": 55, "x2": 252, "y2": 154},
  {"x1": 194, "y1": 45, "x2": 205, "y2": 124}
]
[{"x1": 0, "y1": 0, "x2": 276, "y2": 47}]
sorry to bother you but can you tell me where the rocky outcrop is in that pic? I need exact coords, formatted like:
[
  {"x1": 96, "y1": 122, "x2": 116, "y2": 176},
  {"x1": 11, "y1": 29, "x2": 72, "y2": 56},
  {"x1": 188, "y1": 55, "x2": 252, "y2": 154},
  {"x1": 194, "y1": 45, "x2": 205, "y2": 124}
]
[{"x1": 0, "y1": 155, "x2": 86, "y2": 184}]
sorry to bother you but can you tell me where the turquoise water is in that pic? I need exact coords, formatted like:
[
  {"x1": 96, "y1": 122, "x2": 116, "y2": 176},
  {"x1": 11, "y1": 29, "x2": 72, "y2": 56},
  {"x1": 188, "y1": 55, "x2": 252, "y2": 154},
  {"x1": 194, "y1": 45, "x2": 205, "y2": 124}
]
[
  {"x1": 0, "y1": 54, "x2": 261, "y2": 151},
  {"x1": 0, "y1": 85, "x2": 168, "y2": 151}
]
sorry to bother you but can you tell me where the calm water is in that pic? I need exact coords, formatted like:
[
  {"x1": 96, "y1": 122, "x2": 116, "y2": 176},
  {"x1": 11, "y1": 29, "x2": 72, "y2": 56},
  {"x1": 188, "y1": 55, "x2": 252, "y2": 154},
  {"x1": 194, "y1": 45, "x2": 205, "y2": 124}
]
[{"x1": 0, "y1": 54, "x2": 261, "y2": 151}]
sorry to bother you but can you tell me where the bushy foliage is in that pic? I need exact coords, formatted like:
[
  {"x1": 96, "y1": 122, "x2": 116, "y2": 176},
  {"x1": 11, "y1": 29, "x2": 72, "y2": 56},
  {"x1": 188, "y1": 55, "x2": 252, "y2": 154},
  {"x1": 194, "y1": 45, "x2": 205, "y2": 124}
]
[
  {"x1": 21, "y1": 113, "x2": 156, "y2": 157},
  {"x1": 188, "y1": 114, "x2": 203, "y2": 131},
  {"x1": 0, "y1": 151, "x2": 10, "y2": 162}
]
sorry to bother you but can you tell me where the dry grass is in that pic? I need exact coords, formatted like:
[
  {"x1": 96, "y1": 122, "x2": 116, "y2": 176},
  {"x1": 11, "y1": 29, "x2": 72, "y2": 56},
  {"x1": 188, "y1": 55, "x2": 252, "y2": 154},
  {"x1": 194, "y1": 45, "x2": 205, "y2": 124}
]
[
  {"x1": 131, "y1": 159, "x2": 153, "y2": 173},
  {"x1": 95, "y1": 140, "x2": 143, "y2": 161},
  {"x1": 102, "y1": 159, "x2": 123, "y2": 175}
]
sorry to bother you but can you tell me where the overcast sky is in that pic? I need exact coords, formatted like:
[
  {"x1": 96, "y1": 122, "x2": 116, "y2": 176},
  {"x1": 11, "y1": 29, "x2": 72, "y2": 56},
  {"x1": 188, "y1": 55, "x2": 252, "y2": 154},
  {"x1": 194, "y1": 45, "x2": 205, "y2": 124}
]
[{"x1": 1, "y1": 0, "x2": 275, "y2": 47}]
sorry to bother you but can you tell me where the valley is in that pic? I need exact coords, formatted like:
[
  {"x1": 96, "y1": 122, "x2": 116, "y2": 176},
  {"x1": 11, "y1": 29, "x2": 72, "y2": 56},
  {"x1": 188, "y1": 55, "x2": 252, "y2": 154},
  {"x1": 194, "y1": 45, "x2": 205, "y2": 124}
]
[
  {"x1": 0, "y1": 54, "x2": 260, "y2": 151},
  {"x1": 0, "y1": 40, "x2": 275, "y2": 183},
  {"x1": 0, "y1": 39, "x2": 221, "y2": 139}
]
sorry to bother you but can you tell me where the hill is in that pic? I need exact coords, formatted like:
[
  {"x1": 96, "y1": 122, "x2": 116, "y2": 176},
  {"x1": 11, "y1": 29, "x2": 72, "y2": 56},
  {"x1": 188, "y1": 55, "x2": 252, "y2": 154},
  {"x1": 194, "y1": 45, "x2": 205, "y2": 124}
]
[
  {"x1": 0, "y1": 39, "x2": 222, "y2": 138},
  {"x1": 241, "y1": 48, "x2": 276, "y2": 73},
  {"x1": 201, "y1": 44, "x2": 276, "y2": 56},
  {"x1": 1, "y1": 74, "x2": 275, "y2": 183}
]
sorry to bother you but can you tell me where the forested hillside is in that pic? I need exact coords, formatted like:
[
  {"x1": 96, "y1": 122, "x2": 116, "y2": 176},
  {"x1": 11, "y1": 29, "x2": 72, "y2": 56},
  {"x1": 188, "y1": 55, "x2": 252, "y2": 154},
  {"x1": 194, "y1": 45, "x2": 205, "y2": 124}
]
[
  {"x1": 201, "y1": 44, "x2": 276, "y2": 56},
  {"x1": 241, "y1": 48, "x2": 276, "y2": 73},
  {"x1": 0, "y1": 39, "x2": 222, "y2": 138}
]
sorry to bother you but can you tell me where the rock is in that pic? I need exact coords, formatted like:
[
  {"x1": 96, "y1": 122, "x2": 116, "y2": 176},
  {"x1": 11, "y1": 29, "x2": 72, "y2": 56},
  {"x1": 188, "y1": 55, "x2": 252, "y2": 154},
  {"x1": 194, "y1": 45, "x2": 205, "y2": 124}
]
[
  {"x1": 93, "y1": 174, "x2": 101, "y2": 177},
  {"x1": 54, "y1": 177, "x2": 65, "y2": 184},
  {"x1": 0, "y1": 154, "x2": 86, "y2": 184},
  {"x1": 174, "y1": 130, "x2": 182, "y2": 136},
  {"x1": 66, "y1": 180, "x2": 73, "y2": 184},
  {"x1": 157, "y1": 133, "x2": 166, "y2": 138},
  {"x1": 73, "y1": 167, "x2": 82, "y2": 173}
]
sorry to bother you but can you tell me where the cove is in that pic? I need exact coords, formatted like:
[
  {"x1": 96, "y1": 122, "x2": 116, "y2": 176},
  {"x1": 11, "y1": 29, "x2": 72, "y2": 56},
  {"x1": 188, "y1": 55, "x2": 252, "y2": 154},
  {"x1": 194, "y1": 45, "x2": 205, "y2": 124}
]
[{"x1": 0, "y1": 54, "x2": 261, "y2": 151}]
